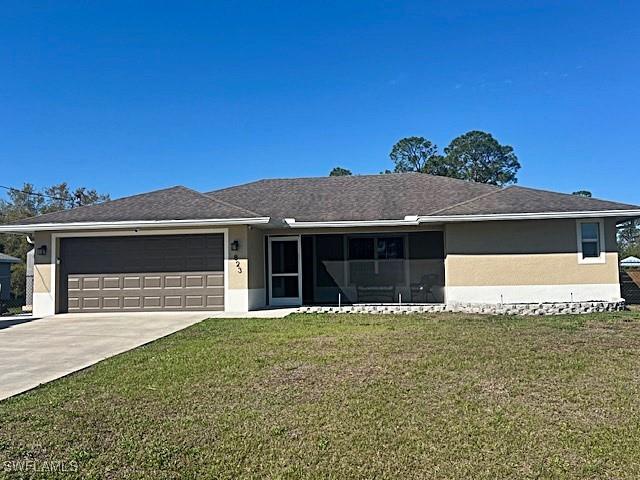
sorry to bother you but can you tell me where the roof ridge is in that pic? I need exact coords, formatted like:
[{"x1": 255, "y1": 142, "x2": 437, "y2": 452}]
[
  {"x1": 206, "y1": 172, "x2": 498, "y2": 195},
  {"x1": 426, "y1": 186, "x2": 509, "y2": 216},
  {"x1": 186, "y1": 188, "x2": 264, "y2": 217}
]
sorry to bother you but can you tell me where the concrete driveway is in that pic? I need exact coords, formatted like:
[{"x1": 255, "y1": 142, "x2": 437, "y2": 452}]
[{"x1": 0, "y1": 312, "x2": 211, "y2": 400}]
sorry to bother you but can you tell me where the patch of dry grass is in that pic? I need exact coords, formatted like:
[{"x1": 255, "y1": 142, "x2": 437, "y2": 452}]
[{"x1": 1, "y1": 312, "x2": 640, "y2": 479}]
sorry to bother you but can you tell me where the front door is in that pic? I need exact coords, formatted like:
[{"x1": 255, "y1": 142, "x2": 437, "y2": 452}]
[{"x1": 268, "y1": 236, "x2": 302, "y2": 306}]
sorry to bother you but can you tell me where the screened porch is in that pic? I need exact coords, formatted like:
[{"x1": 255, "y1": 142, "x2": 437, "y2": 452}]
[{"x1": 267, "y1": 231, "x2": 445, "y2": 306}]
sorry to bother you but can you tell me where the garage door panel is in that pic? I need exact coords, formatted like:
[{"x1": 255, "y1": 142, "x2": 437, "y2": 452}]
[
  {"x1": 124, "y1": 297, "x2": 142, "y2": 309},
  {"x1": 82, "y1": 277, "x2": 101, "y2": 290},
  {"x1": 82, "y1": 297, "x2": 101, "y2": 310},
  {"x1": 68, "y1": 298, "x2": 80, "y2": 310},
  {"x1": 207, "y1": 274, "x2": 224, "y2": 287},
  {"x1": 68, "y1": 278, "x2": 81, "y2": 291},
  {"x1": 102, "y1": 297, "x2": 121, "y2": 309},
  {"x1": 123, "y1": 276, "x2": 141, "y2": 289},
  {"x1": 165, "y1": 275, "x2": 183, "y2": 288},
  {"x1": 60, "y1": 234, "x2": 225, "y2": 312}
]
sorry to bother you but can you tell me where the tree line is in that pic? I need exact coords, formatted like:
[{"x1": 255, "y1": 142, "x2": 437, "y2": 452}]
[{"x1": 0, "y1": 184, "x2": 109, "y2": 301}]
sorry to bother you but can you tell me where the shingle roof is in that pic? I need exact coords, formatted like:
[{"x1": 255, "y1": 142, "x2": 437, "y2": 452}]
[
  {"x1": 6, "y1": 173, "x2": 640, "y2": 227},
  {"x1": 0, "y1": 253, "x2": 20, "y2": 263},
  {"x1": 207, "y1": 173, "x2": 500, "y2": 221},
  {"x1": 432, "y1": 185, "x2": 639, "y2": 216},
  {"x1": 207, "y1": 173, "x2": 639, "y2": 221},
  {"x1": 13, "y1": 186, "x2": 261, "y2": 225}
]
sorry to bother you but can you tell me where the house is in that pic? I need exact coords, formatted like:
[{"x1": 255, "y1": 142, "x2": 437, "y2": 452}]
[
  {"x1": 0, "y1": 173, "x2": 639, "y2": 317},
  {"x1": 0, "y1": 253, "x2": 21, "y2": 301}
]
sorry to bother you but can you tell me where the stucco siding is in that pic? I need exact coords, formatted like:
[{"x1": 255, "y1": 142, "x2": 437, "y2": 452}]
[
  {"x1": 33, "y1": 231, "x2": 53, "y2": 295},
  {"x1": 444, "y1": 219, "x2": 620, "y2": 290},
  {"x1": 227, "y1": 225, "x2": 248, "y2": 291}
]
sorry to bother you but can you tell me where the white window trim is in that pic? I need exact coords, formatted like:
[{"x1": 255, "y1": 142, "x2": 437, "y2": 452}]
[{"x1": 576, "y1": 219, "x2": 606, "y2": 264}]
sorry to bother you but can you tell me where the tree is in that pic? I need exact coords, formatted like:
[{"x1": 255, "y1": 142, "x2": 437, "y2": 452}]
[
  {"x1": 438, "y1": 131, "x2": 520, "y2": 186},
  {"x1": 389, "y1": 137, "x2": 442, "y2": 173},
  {"x1": 572, "y1": 190, "x2": 592, "y2": 197},
  {"x1": 618, "y1": 219, "x2": 640, "y2": 259},
  {"x1": 0, "y1": 183, "x2": 109, "y2": 300},
  {"x1": 329, "y1": 167, "x2": 352, "y2": 176}
]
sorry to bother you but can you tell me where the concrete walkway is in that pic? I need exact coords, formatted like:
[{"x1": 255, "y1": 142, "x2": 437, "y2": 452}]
[{"x1": 0, "y1": 312, "x2": 211, "y2": 400}]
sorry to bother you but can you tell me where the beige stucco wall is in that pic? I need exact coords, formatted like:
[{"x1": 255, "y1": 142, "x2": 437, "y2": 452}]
[
  {"x1": 228, "y1": 224, "x2": 265, "y2": 309},
  {"x1": 227, "y1": 225, "x2": 248, "y2": 290},
  {"x1": 445, "y1": 218, "x2": 619, "y2": 287},
  {"x1": 33, "y1": 231, "x2": 53, "y2": 294}
]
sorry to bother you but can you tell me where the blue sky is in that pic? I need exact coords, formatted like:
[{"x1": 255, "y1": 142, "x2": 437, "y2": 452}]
[{"x1": 1, "y1": 1, "x2": 639, "y2": 204}]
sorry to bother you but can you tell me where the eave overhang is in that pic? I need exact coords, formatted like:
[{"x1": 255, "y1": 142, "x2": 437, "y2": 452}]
[
  {"x1": 283, "y1": 210, "x2": 640, "y2": 228},
  {"x1": 0, "y1": 217, "x2": 271, "y2": 234}
]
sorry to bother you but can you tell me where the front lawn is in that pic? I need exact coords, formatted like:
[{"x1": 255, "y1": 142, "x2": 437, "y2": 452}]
[{"x1": 2, "y1": 312, "x2": 640, "y2": 479}]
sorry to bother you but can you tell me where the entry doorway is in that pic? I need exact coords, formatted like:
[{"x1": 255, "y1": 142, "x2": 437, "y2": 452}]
[{"x1": 268, "y1": 236, "x2": 302, "y2": 306}]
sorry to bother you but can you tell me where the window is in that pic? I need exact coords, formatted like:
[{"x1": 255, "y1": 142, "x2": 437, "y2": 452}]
[
  {"x1": 580, "y1": 223, "x2": 600, "y2": 258},
  {"x1": 347, "y1": 236, "x2": 405, "y2": 286},
  {"x1": 577, "y1": 220, "x2": 605, "y2": 264}
]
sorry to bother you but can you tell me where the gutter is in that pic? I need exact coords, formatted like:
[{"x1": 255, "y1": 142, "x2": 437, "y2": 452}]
[
  {"x1": 0, "y1": 217, "x2": 272, "y2": 234},
  {"x1": 416, "y1": 209, "x2": 640, "y2": 223},
  {"x1": 284, "y1": 216, "x2": 420, "y2": 228},
  {"x1": 284, "y1": 210, "x2": 640, "y2": 228}
]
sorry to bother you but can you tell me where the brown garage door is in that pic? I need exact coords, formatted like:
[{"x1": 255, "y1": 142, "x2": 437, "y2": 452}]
[{"x1": 60, "y1": 234, "x2": 224, "y2": 312}]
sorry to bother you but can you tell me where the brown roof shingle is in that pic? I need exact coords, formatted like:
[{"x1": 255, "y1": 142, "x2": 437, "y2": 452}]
[
  {"x1": 207, "y1": 173, "x2": 500, "y2": 221},
  {"x1": 433, "y1": 185, "x2": 639, "y2": 216},
  {"x1": 14, "y1": 186, "x2": 261, "y2": 225},
  {"x1": 208, "y1": 173, "x2": 639, "y2": 221},
  {"x1": 8, "y1": 173, "x2": 640, "y2": 227}
]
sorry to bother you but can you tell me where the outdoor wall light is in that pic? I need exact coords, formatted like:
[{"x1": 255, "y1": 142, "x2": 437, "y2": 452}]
[
  {"x1": 230, "y1": 240, "x2": 240, "y2": 251},
  {"x1": 37, "y1": 245, "x2": 47, "y2": 256}
]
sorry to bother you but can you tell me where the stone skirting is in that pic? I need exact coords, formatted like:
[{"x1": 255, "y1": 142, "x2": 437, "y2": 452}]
[{"x1": 299, "y1": 300, "x2": 626, "y2": 316}]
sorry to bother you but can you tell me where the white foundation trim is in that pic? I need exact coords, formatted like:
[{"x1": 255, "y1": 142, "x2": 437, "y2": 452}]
[
  {"x1": 226, "y1": 288, "x2": 249, "y2": 313},
  {"x1": 33, "y1": 291, "x2": 56, "y2": 317},
  {"x1": 445, "y1": 284, "x2": 622, "y2": 304},
  {"x1": 48, "y1": 228, "x2": 230, "y2": 316}
]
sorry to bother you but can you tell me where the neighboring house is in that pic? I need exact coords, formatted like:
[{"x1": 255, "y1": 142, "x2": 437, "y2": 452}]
[
  {"x1": 0, "y1": 253, "x2": 20, "y2": 301},
  {"x1": 0, "y1": 173, "x2": 639, "y2": 317}
]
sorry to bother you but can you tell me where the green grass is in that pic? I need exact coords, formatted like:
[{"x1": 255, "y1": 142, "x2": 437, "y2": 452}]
[{"x1": 2, "y1": 312, "x2": 640, "y2": 479}]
